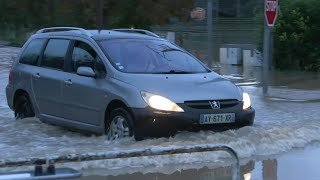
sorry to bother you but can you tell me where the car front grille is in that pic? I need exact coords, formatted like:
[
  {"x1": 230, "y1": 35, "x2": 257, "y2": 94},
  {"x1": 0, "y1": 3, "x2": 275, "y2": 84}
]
[{"x1": 184, "y1": 99, "x2": 240, "y2": 109}]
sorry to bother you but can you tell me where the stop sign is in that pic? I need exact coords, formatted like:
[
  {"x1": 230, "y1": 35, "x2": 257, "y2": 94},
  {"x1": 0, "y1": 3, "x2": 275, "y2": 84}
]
[{"x1": 265, "y1": 0, "x2": 279, "y2": 26}]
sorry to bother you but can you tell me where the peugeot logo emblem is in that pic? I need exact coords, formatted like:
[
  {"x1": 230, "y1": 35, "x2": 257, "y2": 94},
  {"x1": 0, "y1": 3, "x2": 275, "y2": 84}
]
[{"x1": 209, "y1": 101, "x2": 220, "y2": 109}]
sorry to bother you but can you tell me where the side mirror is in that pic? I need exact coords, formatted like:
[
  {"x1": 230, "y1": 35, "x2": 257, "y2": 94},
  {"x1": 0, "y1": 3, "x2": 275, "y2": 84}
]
[{"x1": 76, "y1": 66, "x2": 96, "y2": 78}]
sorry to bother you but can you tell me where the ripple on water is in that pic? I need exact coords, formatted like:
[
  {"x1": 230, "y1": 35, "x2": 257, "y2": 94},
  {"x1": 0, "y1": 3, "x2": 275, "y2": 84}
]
[{"x1": 0, "y1": 115, "x2": 319, "y2": 170}]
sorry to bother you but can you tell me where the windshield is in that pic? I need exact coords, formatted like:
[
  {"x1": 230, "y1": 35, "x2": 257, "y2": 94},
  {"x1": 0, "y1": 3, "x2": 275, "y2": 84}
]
[{"x1": 99, "y1": 39, "x2": 209, "y2": 74}]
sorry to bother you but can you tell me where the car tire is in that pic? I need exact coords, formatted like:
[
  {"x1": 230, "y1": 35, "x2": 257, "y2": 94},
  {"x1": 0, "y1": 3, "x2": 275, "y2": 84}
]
[
  {"x1": 106, "y1": 107, "x2": 139, "y2": 140},
  {"x1": 14, "y1": 93, "x2": 35, "y2": 120}
]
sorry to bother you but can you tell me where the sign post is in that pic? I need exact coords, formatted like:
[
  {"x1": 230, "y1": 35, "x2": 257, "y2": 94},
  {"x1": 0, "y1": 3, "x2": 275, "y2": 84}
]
[{"x1": 263, "y1": 0, "x2": 278, "y2": 95}]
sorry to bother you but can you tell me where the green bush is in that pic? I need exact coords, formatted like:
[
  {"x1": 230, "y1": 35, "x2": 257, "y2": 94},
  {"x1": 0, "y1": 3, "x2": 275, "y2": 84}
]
[{"x1": 274, "y1": 0, "x2": 320, "y2": 72}]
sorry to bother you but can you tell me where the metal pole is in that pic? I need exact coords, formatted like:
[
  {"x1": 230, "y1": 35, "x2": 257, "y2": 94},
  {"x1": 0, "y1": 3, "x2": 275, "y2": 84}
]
[
  {"x1": 269, "y1": 30, "x2": 274, "y2": 69},
  {"x1": 216, "y1": 0, "x2": 219, "y2": 17},
  {"x1": 236, "y1": 0, "x2": 241, "y2": 17},
  {"x1": 207, "y1": 0, "x2": 213, "y2": 69},
  {"x1": 262, "y1": 22, "x2": 271, "y2": 95},
  {"x1": 96, "y1": 0, "x2": 104, "y2": 31}
]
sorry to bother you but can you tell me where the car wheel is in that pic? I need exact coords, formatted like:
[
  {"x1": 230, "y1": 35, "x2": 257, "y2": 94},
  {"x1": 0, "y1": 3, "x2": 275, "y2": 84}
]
[
  {"x1": 106, "y1": 107, "x2": 134, "y2": 140},
  {"x1": 14, "y1": 93, "x2": 35, "y2": 120}
]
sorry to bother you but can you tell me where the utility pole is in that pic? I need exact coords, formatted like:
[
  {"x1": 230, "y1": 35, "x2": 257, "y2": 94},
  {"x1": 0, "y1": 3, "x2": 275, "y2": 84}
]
[
  {"x1": 97, "y1": 0, "x2": 104, "y2": 31},
  {"x1": 207, "y1": 0, "x2": 213, "y2": 69}
]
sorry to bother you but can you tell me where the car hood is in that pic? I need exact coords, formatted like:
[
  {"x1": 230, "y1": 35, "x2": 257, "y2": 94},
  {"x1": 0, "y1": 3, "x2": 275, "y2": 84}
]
[{"x1": 114, "y1": 72, "x2": 242, "y2": 103}]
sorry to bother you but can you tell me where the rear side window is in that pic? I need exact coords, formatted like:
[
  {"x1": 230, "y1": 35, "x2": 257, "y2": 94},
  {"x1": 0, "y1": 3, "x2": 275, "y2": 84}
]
[
  {"x1": 19, "y1": 39, "x2": 46, "y2": 65},
  {"x1": 41, "y1": 39, "x2": 70, "y2": 70}
]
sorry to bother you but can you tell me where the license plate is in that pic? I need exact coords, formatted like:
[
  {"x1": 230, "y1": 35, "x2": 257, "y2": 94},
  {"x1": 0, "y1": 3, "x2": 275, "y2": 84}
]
[{"x1": 199, "y1": 113, "x2": 235, "y2": 124}]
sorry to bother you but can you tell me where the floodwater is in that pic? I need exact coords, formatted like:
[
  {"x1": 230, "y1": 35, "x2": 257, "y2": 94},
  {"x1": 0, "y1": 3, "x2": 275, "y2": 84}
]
[
  {"x1": 74, "y1": 144, "x2": 320, "y2": 180},
  {"x1": 0, "y1": 47, "x2": 320, "y2": 179}
]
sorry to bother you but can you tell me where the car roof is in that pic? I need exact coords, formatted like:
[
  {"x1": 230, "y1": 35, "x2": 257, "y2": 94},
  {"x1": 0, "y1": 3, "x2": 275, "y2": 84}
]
[{"x1": 31, "y1": 27, "x2": 161, "y2": 41}]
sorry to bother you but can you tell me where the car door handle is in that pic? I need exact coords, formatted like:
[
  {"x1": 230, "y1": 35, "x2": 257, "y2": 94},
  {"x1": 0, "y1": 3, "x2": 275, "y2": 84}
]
[
  {"x1": 64, "y1": 80, "x2": 73, "y2": 85},
  {"x1": 33, "y1": 73, "x2": 40, "y2": 79}
]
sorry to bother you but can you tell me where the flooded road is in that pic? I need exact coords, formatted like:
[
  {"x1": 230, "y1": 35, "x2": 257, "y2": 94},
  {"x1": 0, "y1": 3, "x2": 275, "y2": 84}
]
[
  {"x1": 74, "y1": 144, "x2": 320, "y2": 180},
  {"x1": 0, "y1": 47, "x2": 320, "y2": 179}
]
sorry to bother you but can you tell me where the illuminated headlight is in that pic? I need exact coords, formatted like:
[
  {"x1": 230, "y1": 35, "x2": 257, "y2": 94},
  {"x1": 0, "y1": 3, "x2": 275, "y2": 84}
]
[
  {"x1": 243, "y1": 172, "x2": 252, "y2": 180},
  {"x1": 141, "y1": 91, "x2": 184, "y2": 112},
  {"x1": 243, "y1": 93, "x2": 251, "y2": 110}
]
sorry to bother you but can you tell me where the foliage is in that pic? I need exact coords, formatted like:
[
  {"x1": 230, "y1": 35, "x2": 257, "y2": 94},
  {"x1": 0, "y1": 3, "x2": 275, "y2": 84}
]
[
  {"x1": 0, "y1": 0, "x2": 194, "y2": 46},
  {"x1": 273, "y1": 0, "x2": 320, "y2": 72},
  {"x1": 253, "y1": 0, "x2": 265, "y2": 52},
  {"x1": 106, "y1": 0, "x2": 192, "y2": 29}
]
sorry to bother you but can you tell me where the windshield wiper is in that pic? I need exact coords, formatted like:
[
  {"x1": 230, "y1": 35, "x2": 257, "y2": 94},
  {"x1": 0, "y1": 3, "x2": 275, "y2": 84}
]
[{"x1": 152, "y1": 70, "x2": 194, "y2": 74}]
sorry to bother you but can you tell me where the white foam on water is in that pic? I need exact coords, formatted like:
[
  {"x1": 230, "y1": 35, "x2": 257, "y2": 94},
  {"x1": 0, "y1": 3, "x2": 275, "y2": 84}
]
[{"x1": 0, "y1": 116, "x2": 319, "y2": 172}]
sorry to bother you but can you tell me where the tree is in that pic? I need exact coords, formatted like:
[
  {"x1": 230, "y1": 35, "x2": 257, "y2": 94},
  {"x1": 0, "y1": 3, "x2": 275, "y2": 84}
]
[
  {"x1": 273, "y1": 0, "x2": 320, "y2": 71},
  {"x1": 0, "y1": 0, "x2": 195, "y2": 46}
]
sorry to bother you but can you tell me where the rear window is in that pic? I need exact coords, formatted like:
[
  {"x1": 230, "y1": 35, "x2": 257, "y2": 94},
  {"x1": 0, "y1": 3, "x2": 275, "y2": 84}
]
[
  {"x1": 41, "y1": 39, "x2": 70, "y2": 70},
  {"x1": 19, "y1": 39, "x2": 46, "y2": 65}
]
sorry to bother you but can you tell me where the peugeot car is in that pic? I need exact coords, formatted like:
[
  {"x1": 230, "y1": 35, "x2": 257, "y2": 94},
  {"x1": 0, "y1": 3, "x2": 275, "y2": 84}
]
[{"x1": 6, "y1": 27, "x2": 255, "y2": 140}]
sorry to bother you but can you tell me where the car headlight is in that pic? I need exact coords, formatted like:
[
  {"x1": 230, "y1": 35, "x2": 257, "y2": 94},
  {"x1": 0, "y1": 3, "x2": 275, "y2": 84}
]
[
  {"x1": 141, "y1": 91, "x2": 184, "y2": 112},
  {"x1": 243, "y1": 92, "x2": 251, "y2": 110},
  {"x1": 243, "y1": 172, "x2": 252, "y2": 180}
]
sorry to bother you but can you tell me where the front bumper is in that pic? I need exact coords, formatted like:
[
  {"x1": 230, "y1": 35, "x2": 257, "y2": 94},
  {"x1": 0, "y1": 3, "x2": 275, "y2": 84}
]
[{"x1": 131, "y1": 103, "x2": 255, "y2": 137}]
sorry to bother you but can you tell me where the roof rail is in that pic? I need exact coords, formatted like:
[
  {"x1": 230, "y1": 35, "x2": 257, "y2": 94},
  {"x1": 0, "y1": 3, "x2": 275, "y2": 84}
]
[
  {"x1": 36, "y1": 27, "x2": 91, "y2": 36},
  {"x1": 112, "y1": 28, "x2": 160, "y2": 38}
]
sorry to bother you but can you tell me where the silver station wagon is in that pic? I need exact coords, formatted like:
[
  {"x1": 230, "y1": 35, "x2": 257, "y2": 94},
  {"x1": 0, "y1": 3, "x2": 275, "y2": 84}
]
[{"x1": 6, "y1": 27, "x2": 255, "y2": 140}]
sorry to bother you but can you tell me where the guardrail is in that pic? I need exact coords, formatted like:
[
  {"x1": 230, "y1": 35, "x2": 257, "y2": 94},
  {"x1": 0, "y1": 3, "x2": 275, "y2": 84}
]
[{"x1": 0, "y1": 144, "x2": 240, "y2": 180}]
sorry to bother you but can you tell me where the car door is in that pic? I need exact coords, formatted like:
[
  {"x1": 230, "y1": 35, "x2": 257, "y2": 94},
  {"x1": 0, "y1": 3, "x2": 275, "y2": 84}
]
[
  {"x1": 62, "y1": 40, "x2": 107, "y2": 126},
  {"x1": 32, "y1": 38, "x2": 71, "y2": 118}
]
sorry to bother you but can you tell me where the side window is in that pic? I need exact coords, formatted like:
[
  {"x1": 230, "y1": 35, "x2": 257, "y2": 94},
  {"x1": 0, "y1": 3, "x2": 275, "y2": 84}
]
[
  {"x1": 72, "y1": 41, "x2": 106, "y2": 78},
  {"x1": 41, "y1": 39, "x2": 70, "y2": 70},
  {"x1": 19, "y1": 39, "x2": 46, "y2": 65}
]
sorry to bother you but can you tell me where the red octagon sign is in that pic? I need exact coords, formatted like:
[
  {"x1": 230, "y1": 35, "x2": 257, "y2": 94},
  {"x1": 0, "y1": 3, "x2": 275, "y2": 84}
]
[{"x1": 265, "y1": 0, "x2": 279, "y2": 26}]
